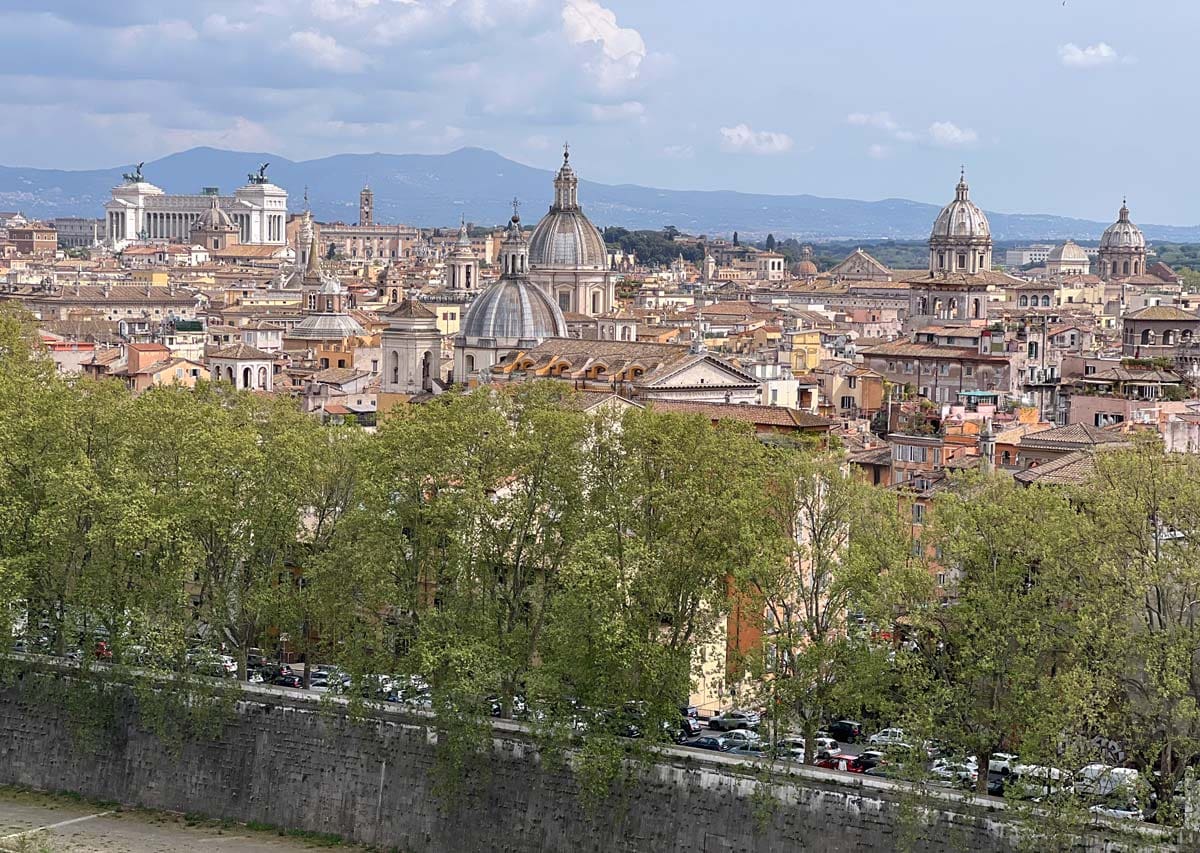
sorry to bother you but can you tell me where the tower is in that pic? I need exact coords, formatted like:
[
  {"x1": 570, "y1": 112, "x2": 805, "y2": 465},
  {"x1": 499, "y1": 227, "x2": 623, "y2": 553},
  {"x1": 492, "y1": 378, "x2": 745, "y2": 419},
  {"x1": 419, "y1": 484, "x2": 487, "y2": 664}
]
[
  {"x1": 380, "y1": 294, "x2": 442, "y2": 410},
  {"x1": 359, "y1": 185, "x2": 374, "y2": 227},
  {"x1": 446, "y1": 216, "x2": 480, "y2": 292}
]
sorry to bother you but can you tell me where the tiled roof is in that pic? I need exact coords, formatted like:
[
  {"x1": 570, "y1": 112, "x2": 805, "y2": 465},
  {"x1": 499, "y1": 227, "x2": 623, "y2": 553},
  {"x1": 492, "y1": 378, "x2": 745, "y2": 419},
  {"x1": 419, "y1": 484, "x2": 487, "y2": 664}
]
[
  {"x1": 311, "y1": 367, "x2": 370, "y2": 386},
  {"x1": 1123, "y1": 305, "x2": 1199, "y2": 322},
  {"x1": 1014, "y1": 450, "x2": 1100, "y2": 486},
  {"x1": 646, "y1": 400, "x2": 833, "y2": 430},
  {"x1": 208, "y1": 343, "x2": 275, "y2": 360},
  {"x1": 1018, "y1": 423, "x2": 1130, "y2": 450},
  {"x1": 1081, "y1": 367, "x2": 1181, "y2": 383},
  {"x1": 861, "y1": 340, "x2": 1007, "y2": 361},
  {"x1": 903, "y1": 270, "x2": 1022, "y2": 287}
]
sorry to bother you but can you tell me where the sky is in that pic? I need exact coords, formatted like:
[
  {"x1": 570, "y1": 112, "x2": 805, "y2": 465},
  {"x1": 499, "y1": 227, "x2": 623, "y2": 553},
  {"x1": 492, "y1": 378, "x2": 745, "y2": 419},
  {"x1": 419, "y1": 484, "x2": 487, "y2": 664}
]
[{"x1": 0, "y1": 0, "x2": 1196, "y2": 224}]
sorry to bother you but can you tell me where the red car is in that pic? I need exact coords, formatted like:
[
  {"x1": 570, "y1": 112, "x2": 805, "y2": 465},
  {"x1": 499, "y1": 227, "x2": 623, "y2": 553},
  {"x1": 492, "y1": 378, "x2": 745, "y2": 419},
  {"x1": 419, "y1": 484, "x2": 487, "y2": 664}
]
[{"x1": 814, "y1": 753, "x2": 869, "y2": 773}]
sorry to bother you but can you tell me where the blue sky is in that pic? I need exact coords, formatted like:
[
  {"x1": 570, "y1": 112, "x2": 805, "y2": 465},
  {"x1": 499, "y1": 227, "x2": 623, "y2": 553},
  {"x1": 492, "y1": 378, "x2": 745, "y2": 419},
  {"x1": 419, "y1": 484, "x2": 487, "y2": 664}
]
[{"x1": 0, "y1": 0, "x2": 1195, "y2": 223}]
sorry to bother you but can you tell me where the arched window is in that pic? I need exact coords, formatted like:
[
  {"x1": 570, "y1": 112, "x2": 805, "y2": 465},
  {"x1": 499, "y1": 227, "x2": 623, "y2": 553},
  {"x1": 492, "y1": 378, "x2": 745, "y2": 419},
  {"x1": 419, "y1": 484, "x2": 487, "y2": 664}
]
[
  {"x1": 1122, "y1": 260, "x2": 1130, "y2": 276},
  {"x1": 1001, "y1": 451, "x2": 1011, "y2": 465},
  {"x1": 465, "y1": 354, "x2": 475, "y2": 373},
  {"x1": 917, "y1": 297, "x2": 928, "y2": 315},
  {"x1": 1141, "y1": 329, "x2": 1154, "y2": 345},
  {"x1": 1134, "y1": 261, "x2": 1140, "y2": 274},
  {"x1": 226, "y1": 366, "x2": 234, "y2": 383},
  {"x1": 1164, "y1": 330, "x2": 1177, "y2": 345},
  {"x1": 390, "y1": 350, "x2": 399, "y2": 384},
  {"x1": 242, "y1": 367, "x2": 251, "y2": 388},
  {"x1": 1042, "y1": 295, "x2": 1051, "y2": 307},
  {"x1": 258, "y1": 366, "x2": 268, "y2": 388},
  {"x1": 621, "y1": 325, "x2": 631, "y2": 340}
]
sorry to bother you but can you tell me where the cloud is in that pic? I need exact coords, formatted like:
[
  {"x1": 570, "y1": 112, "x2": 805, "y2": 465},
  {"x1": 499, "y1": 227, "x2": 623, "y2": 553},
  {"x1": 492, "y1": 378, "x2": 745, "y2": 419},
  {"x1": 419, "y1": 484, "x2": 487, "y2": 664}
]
[
  {"x1": 662, "y1": 144, "x2": 694, "y2": 159},
  {"x1": 286, "y1": 30, "x2": 368, "y2": 73},
  {"x1": 589, "y1": 101, "x2": 645, "y2": 122},
  {"x1": 928, "y1": 121, "x2": 977, "y2": 147},
  {"x1": 719, "y1": 124, "x2": 793, "y2": 155},
  {"x1": 848, "y1": 111, "x2": 898, "y2": 132},
  {"x1": 562, "y1": 0, "x2": 646, "y2": 93},
  {"x1": 867, "y1": 144, "x2": 889, "y2": 160},
  {"x1": 1059, "y1": 42, "x2": 1120, "y2": 69}
]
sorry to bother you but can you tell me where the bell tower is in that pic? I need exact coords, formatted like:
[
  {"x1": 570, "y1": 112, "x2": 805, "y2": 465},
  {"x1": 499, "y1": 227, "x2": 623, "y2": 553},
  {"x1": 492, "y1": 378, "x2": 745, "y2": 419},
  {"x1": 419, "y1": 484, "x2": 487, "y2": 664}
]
[{"x1": 359, "y1": 185, "x2": 374, "y2": 227}]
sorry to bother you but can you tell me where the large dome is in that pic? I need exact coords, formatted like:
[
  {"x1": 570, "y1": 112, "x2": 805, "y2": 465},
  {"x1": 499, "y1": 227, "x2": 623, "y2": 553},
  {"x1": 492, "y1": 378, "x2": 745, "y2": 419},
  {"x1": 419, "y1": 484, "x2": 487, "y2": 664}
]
[
  {"x1": 931, "y1": 175, "x2": 991, "y2": 241},
  {"x1": 1100, "y1": 202, "x2": 1145, "y2": 250},
  {"x1": 528, "y1": 210, "x2": 607, "y2": 268},
  {"x1": 1047, "y1": 239, "x2": 1088, "y2": 264},
  {"x1": 460, "y1": 277, "x2": 567, "y2": 343},
  {"x1": 528, "y1": 150, "x2": 608, "y2": 269}
]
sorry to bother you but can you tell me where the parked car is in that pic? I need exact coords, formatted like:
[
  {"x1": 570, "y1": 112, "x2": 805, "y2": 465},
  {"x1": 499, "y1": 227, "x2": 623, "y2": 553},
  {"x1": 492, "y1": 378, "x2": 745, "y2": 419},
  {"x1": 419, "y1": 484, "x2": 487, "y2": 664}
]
[
  {"x1": 989, "y1": 753, "x2": 1018, "y2": 774},
  {"x1": 687, "y1": 735, "x2": 730, "y2": 752},
  {"x1": 259, "y1": 663, "x2": 294, "y2": 683},
  {"x1": 708, "y1": 710, "x2": 761, "y2": 731},
  {"x1": 722, "y1": 729, "x2": 762, "y2": 749},
  {"x1": 272, "y1": 673, "x2": 304, "y2": 689},
  {"x1": 856, "y1": 750, "x2": 887, "y2": 770},
  {"x1": 929, "y1": 761, "x2": 977, "y2": 788},
  {"x1": 726, "y1": 744, "x2": 765, "y2": 758},
  {"x1": 868, "y1": 727, "x2": 908, "y2": 747},
  {"x1": 814, "y1": 753, "x2": 869, "y2": 773},
  {"x1": 680, "y1": 715, "x2": 703, "y2": 737},
  {"x1": 826, "y1": 720, "x2": 863, "y2": 744}
]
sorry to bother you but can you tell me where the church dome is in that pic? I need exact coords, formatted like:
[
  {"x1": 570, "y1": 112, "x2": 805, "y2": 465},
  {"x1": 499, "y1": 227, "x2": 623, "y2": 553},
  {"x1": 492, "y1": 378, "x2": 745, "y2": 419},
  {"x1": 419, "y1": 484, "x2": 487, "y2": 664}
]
[
  {"x1": 930, "y1": 173, "x2": 991, "y2": 242},
  {"x1": 1047, "y1": 239, "x2": 1088, "y2": 264},
  {"x1": 793, "y1": 245, "x2": 818, "y2": 276},
  {"x1": 1100, "y1": 202, "x2": 1145, "y2": 250},
  {"x1": 460, "y1": 277, "x2": 567, "y2": 343},
  {"x1": 196, "y1": 195, "x2": 235, "y2": 230},
  {"x1": 528, "y1": 149, "x2": 608, "y2": 269}
]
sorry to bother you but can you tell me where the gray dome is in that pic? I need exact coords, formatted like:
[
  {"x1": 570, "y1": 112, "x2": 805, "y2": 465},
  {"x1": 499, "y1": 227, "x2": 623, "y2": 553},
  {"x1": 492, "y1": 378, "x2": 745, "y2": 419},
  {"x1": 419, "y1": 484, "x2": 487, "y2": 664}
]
[
  {"x1": 1100, "y1": 203, "x2": 1145, "y2": 250},
  {"x1": 1047, "y1": 240, "x2": 1088, "y2": 263},
  {"x1": 931, "y1": 176, "x2": 990, "y2": 241},
  {"x1": 528, "y1": 209, "x2": 608, "y2": 268},
  {"x1": 528, "y1": 149, "x2": 607, "y2": 269},
  {"x1": 460, "y1": 277, "x2": 567, "y2": 343},
  {"x1": 196, "y1": 196, "x2": 235, "y2": 230}
]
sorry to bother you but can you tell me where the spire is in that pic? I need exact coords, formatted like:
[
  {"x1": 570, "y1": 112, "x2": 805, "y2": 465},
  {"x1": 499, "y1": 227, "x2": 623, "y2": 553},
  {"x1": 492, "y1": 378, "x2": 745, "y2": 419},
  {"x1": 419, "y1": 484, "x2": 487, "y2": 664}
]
[
  {"x1": 305, "y1": 230, "x2": 320, "y2": 278},
  {"x1": 500, "y1": 198, "x2": 529, "y2": 278},
  {"x1": 955, "y1": 167, "x2": 969, "y2": 201},
  {"x1": 552, "y1": 147, "x2": 579, "y2": 210},
  {"x1": 1119, "y1": 198, "x2": 1130, "y2": 222},
  {"x1": 457, "y1": 213, "x2": 470, "y2": 247}
]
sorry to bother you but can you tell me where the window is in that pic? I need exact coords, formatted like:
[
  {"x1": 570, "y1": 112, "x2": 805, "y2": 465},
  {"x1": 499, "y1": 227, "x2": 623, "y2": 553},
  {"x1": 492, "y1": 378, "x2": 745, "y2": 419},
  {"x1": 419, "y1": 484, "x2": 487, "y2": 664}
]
[
  {"x1": 840, "y1": 395, "x2": 855, "y2": 411},
  {"x1": 964, "y1": 364, "x2": 975, "y2": 377},
  {"x1": 957, "y1": 252, "x2": 967, "y2": 269},
  {"x1": 887, "y1": 361, "x2": 896, "y2": 372},
  {"x1": 904, "y1": 362, "x2": 914, "y2": 374},
  {"x1": 938, "y1": 363, "x2": 950, "y2": 376},
  {"x1": 936, "y1": 573, "x2": 947, "y2": 587},
  {"x1": 912, "y1": 504, "x2": 926, "y2": 524}
]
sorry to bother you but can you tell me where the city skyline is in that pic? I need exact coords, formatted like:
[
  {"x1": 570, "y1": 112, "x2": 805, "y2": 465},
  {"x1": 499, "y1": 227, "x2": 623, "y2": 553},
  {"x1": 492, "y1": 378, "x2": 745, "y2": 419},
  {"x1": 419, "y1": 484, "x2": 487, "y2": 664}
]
[{"x1": 1, "y1": 1, "x2": 1197, "y2": 224}]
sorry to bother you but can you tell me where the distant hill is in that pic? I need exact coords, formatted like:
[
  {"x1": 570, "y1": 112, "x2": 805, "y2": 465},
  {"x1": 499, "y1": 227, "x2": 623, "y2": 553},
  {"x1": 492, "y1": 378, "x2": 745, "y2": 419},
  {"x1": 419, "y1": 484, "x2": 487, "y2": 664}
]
[{"x1": 3, "y1": 146, "x2": 1198, "y2": 242}]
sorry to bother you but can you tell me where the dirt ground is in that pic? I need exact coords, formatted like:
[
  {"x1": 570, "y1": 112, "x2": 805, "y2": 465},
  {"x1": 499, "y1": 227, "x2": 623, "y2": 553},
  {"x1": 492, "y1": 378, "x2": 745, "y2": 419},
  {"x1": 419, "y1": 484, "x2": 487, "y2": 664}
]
[{"x1": 0, "y1": 789, "x2": 367, "y2": 853}]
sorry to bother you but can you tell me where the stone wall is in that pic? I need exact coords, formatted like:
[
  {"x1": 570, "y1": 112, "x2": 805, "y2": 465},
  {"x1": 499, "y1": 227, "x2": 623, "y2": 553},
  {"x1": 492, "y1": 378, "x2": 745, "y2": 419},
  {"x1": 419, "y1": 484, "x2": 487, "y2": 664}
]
[{"x1": 0, "y1": 669, "x2": 1174, "y2": 852}]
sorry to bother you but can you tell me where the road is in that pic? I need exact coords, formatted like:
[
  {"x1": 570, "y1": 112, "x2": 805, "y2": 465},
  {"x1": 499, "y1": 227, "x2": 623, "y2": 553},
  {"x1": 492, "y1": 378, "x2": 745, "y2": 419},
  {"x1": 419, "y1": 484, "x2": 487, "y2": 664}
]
[{"x1": 0, "y1": 790, "x2": 361, "y2": 853}]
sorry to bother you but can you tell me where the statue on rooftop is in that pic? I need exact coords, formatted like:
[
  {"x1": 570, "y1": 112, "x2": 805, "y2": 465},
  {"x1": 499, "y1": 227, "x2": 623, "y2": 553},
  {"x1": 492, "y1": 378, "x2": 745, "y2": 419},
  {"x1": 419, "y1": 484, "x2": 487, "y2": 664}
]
[
  {"x1": 122, "y1": 162, "x2": 144, "y2": 183},
  {"x1": 248, "y1": 162, "x2": 270, "y2": 185}
]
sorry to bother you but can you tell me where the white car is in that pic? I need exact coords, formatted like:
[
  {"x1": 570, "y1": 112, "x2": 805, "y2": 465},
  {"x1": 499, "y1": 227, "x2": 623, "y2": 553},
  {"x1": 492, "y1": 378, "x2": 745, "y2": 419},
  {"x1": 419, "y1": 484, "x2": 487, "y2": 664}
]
[
  {"x1": 709, "y1": 710, "x2": 761, "y2": 731},
  {"x1": 722, "y1": 729, "x2": 763, "y2": 749},
  {"x1": 868, "y1": 728, "x2": 908, "y2": 746},
  {"x1": 988, "y1": 753, "x2": 1017, "y2": 773}
]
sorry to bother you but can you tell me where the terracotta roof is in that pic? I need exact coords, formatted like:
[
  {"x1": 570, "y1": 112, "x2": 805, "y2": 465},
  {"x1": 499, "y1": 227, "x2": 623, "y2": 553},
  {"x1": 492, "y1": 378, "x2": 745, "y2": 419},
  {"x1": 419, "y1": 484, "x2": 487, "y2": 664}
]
[
  {"x1": 1123, "y1": 305, "x2": 1199, "y2": 322},
  {"x1": 1018, "y1": 423, "x2": 1130, "y2": 450},
  {"x1": 1081, "y1": 367, "x2": 1181, "y2": 383},
  {"x1": 646, "y1": 400, "x2": 833, "y2": 431},
  {"x1": 1013, "y1": 450, "x2": 1101, "y2": 486},
  {"x1": 311, "y1": 367, "x2": 370, "y2": 386},
  {"x1": 208, "y1": 343, "x2": 275, "y2": 360},
  {"x1": 861, "y1": 340, "x2": 1007, "y2": 362},
  {"x1": 379, "y1": 297, "x2": 436, "y2": 320},
  {"x1": 903, "y1": 270, "x2": 1022, "y2": 287}
]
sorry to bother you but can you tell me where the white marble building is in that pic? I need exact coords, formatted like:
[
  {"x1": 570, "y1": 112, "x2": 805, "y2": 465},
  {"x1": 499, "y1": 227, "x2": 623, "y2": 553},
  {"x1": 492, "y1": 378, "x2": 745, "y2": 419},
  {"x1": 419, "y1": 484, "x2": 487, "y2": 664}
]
[{"x1": 105, "y1": 165, "x2": 287, "y2": 251}]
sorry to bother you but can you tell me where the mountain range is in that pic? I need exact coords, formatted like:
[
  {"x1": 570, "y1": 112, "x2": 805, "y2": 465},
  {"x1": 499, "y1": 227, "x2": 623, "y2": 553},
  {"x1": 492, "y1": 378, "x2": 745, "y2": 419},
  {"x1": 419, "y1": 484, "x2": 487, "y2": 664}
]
[{"x1": 3, "y1": 146, "x2": 1198, "y2": 243}]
